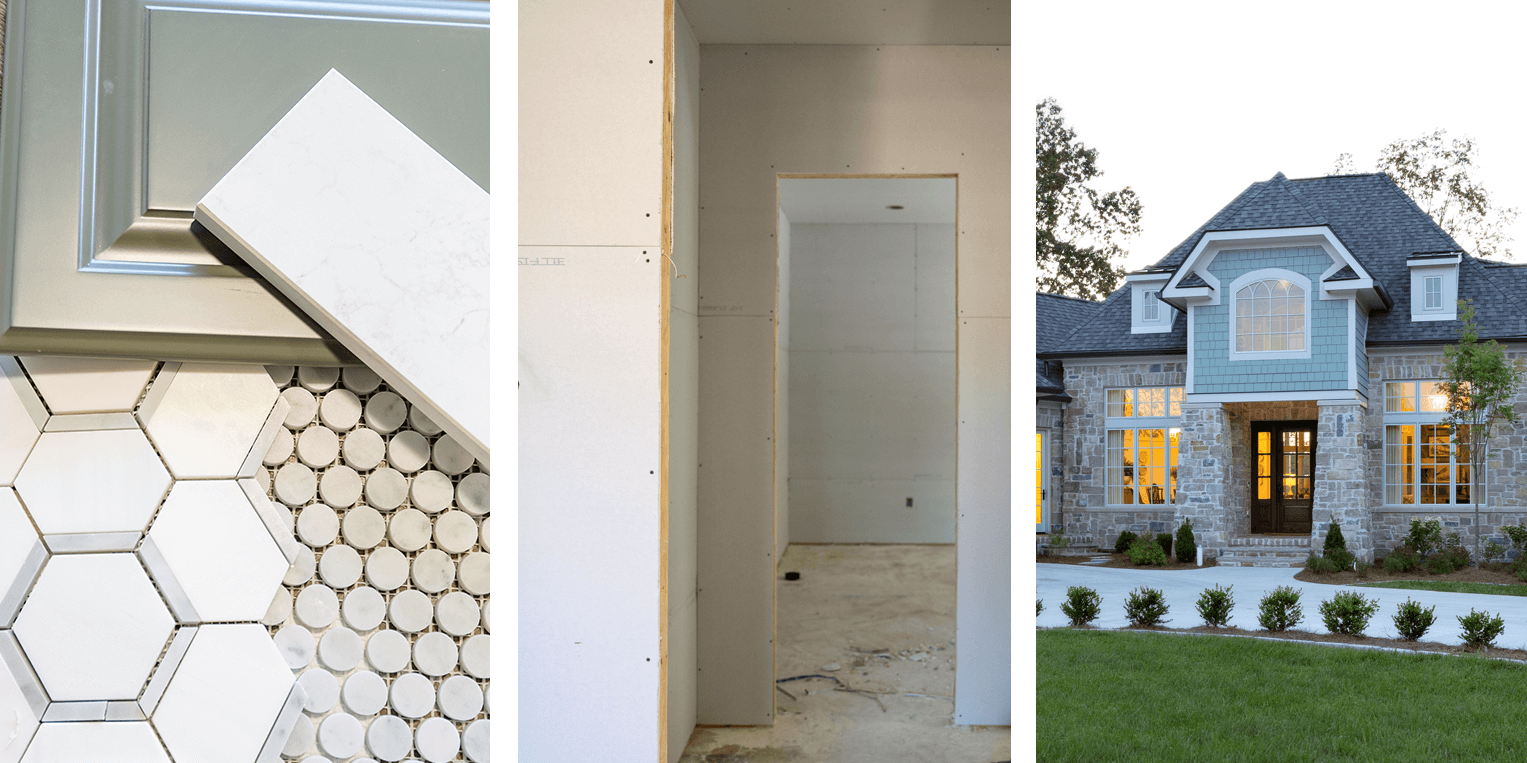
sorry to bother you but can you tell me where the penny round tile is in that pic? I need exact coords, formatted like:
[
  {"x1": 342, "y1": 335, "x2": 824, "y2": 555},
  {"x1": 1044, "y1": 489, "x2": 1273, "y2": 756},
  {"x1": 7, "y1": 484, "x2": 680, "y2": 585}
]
[
  {"x1": 298, "y1": 668, "x2": 339, "y2": 714},
  {"x1": 388, "y1": 508, "x2": 431, "y2": 552},
  {"x1": 343, "y1": 670, "x2": 388, "y2": 716},
  {"x1": 481, "y1": 599, "x2": 491, "y2": 633},
  {"x1": 295, "y1": 584, "x2": 340, "y2": 628},
  {"x1": 480, "y1": 515, "x2": 491, "y2": 552},
  {"x1": 365, "y1": 714, "x2": 412, "y2": 762},
  {"x1": 298, "y1": 366, "x2": 341, "y2": 392},
  {"x1": 255, "y1": 465, "x2": 272, "y2": 493},
  {"x1": 297, "y1": 426, "x2": 340, "y2": 468},
  {"x1": 342, "y1": 586, "x2": 387, "y2": 631},
  {"x1": 343, "y1": 506, "x2": 386, "y2": 549},
  {"x1": 365, "y1": 468, "x2": 409, "y2": 510},
  {"x1": 319, "y1": 627, "x2": 364, "y2": 672},
  {"x1": 283, "y1": 714, "x2": 315, "y2": 758},
  {"x1": 275, "y1": 624, "x2": 316, "y2": 670},
  {"x1": 458, "y1": 551, "x2": 490, "y2": 596},
  {"x1": 276, "y1": 463, "x2": 318, "y2": 506},
  {"x1": 436, "y1": 591, "x2": 481, "y2": 637},
  {"x1": 435, "y1": 510, "x2": 478, "y2": 553},
  {"x1": 414, "y1": 717, "x2": 459, "y2": 763},
  {"x1": 283, "y1": 387, "x2": 318, "y2": 429},
  {"x1": 408, "y1": 407, "x2": 443, "y2": 436},
  {"x1": 343, "y1": 428, "x2": 386, "y2": 471},
  {"x1": 431, "y1": 435, "x2": 474, "y2": 475},
  {"x1": 456, "y1": 472, "x2": 488, "y2": 517},
  {"x1": 262, "y1": 587, "x2": 293, "y2": 626},
  {"x1": 460, "y1": 634, "x2": 489, "y2": 679},
  {"x1": 365, "y1": 629, "x2": 412, "y2": 674},
  {"x1": 267, "y1": 365, "x2": 295, "y2": 386},
  {"x1": 320, "y1": 465, "x2": 363, "y2": 508},
  {"x1": 364, "y1": 392, "x2": 408, "y2": 433},
  {"x1": 411, "y1": 549, "x2": 455, "y2": 594},
  {"x1": 463, "y1": 720, "x2": 489, "y2": 763},
  {"x1": 387, "y1": 431, "x2": 430, "y2": 473},
  {"x1": 412, "y1": 631, "x2": 458, "y2": 677},
  {"x1": 285, "y1": 546, "x2": 317, "y2": 586},
  {"x1": 320, "y1": 389, "x2": 363, "y2": 431},
  {"x1": 342, "y1": 367, "x2": 382, "y2": 395},
  {"x1": 389, "y1": 672, "x2": 436, "y2": 719},
  {"x1": 297, "y1": 504, "x2": 340, "y2": 547},
  {"x1": 409, "y1": 470, "x2": 454, "y2": 513},
  {"x1": 438, "y1": 674, "x2": 484, "y2": 721},
  {"x1": 320, "y1": 545, "x2": 363, "y2": 588},
  {"x1": 318, "y1": 713, "x2": 364, "y2": 759},
  {"x1": 388, "y1": 589, "x2": 434, "y2": 633},
  {"x1": 365, "y1": 547, "x2": 410, "y2": 590},
  {"x1": 265, "y1": 427, "x2": 295, "y2": 466}
]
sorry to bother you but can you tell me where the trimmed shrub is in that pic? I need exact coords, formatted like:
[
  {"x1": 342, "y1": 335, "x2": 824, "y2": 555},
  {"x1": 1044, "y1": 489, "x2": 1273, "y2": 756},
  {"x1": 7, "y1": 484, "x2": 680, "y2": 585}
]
[
  {"x1": 1060, "y1": 586, "x2": 1101, "y2": 627},
  {"x1": 1503, "y1": 524, "x2": 1527, "y2": 555},
  {"x1": 1427, "y1": 545, "x2": 1471, "y2": 575},
  {"x1": 1257, "y1": 586, "x2": 1304, "y2": 632},
  {"x1": 1156, "y1": 533, "x2": 1174, "y2": 558},
  {"x1": 1305, "y1": 555, "x2": 1340, "y2": 575},
  {"x1": 1320, "y1": 522, "x2": 1355, "y2": 571},
  {"x1": 1196, "y1": 584, "x2": 1234, "y2": 628},
  {"x1": 1383, "y1": 546, "x2": 1420, "y2": 573},
  {"x1": 1486, "y1": 541, "x2": 1506, "y2": 565},
  {"x1": 1355, "y1": 560, "x2": 1371, "y2": 578},
  {"x1": 1406, "y1": 518, "x2": 1443, "y2": 558},
  {"x1": 1392, "y1": 598, "x2": 1436, "y2": 641},
  {"x1": 1114, "y1": 530, "x2": 1139, "y2": 555},
  {"x1": 1175, "y1": 520, "x2": 1197, "y2": 564},
  {"x1": 1319, "y1": 591, "x2": 1380, "y2": 636},
  {"x1": 1124, "y1": 586, "x2": 1170, "y2": 627},
  {"x1": 1324, "y1": 521, "x2": 1348, "y2": 554},
  {"x1": 1458, "y1": 608, "x2": 1506, "y2": 648},
  {"x1": 1126, "y1": 537, "x2": 1169, "y2": 566}
]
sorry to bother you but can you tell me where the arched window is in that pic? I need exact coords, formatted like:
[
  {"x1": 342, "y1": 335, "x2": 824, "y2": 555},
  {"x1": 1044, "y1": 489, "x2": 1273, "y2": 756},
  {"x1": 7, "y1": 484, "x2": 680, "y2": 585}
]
[{"x1": 1235, "y1": 279, "x2": 1305, "y2": 352}]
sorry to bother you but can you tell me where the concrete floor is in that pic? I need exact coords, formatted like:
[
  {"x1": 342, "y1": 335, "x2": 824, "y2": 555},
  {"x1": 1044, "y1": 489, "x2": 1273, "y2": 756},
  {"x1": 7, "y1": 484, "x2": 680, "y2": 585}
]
[{"x1": 679, "y1": 544, "x2": 1011, "y2": 763}]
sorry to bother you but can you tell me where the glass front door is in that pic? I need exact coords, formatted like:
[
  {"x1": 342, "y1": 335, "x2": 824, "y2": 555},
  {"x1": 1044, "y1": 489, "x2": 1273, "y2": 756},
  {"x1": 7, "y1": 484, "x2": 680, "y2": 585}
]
[
  {"x1": 1250, "y1": 421, "x2": 1316, "y2": 534},
  {"x1": 1036, "y1": 430, "x2": 1049, "y2": 533}
]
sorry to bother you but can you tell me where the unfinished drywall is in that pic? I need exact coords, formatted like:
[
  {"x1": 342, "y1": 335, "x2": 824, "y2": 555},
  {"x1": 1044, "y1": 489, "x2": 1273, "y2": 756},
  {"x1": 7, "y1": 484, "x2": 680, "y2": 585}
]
[
  {"x1": 697, "y1": 45, "x2": 1010, "y2": 725},
  {"x1": 775, "y1": 208, "x2": 791, "y2": 563},
  {"x1": 788, "y1": 222, "x2": 955, "y2": 543},
  {"x1": 667, "y1": 5, "x2": 700, "y2": 761},
  {"x1": 518, "y1": 0, "x2": 668, "y2": 757}
]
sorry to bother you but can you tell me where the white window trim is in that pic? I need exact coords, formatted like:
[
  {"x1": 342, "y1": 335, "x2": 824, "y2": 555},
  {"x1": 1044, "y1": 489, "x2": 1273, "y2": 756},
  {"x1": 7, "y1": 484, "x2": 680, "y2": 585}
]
[
  {"x1": 1103, "y1": 423, "x2": 1181, "y2": 507},
  {"x1": 1128, "y1": 274, "x2": 1174, "y2": 334},
  {"x1": 1227, "y1": 268, "x2": 1314, "y2": 362},
  {"x1": 1381, "y1": 380, "x2": 1478, "y2": 506},
  {"x1": 1144, "y1": 290, "x2": 1159, "y2": 320},
  {"x1": 1422, "y1": 275, "x2": 1443, "y2": 311}
]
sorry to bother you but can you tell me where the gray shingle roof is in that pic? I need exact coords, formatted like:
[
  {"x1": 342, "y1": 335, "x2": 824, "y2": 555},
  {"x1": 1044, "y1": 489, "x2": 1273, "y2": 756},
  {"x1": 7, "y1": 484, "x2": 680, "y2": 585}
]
[
  {"x1": 1324, "y1": 265, "x2": 1359, "y2": 282},
  {"x1": 1036, "y1": 292, "x2": 1103, "y2": 352},
  {"x1": 1041, "y1": 172, "x2": 1527, "y2": 357}
]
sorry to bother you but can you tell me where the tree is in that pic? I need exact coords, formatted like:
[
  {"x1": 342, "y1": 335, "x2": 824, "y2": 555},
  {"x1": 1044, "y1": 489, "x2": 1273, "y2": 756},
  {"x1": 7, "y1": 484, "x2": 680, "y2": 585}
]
[
  {"x1": 1333, "y1": 130, "x2": 1519, "y2": 260},
  {"x1": 1436, "y1": 300, "x2": 1526, "y2": 566},
  {"x1": 1036, "y1": 99, "x2": 1142, "y2": 300}
]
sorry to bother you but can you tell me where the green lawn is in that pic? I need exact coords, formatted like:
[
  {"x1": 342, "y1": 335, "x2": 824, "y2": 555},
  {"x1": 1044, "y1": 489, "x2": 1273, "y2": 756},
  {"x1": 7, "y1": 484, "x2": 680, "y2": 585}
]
[
  {"x1": 1039, "y1": 629, "x2": 1527, "y2": 762},
  {"x1": 1357, "y1": 580, "x2": 1527, "y2": 597}
]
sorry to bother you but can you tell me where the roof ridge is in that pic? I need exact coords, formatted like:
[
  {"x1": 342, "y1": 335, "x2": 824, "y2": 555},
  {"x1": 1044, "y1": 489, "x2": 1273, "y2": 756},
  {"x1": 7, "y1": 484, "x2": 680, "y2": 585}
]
[
  {"x1": 1373, "y1": 172, "x2": 1466, "y2": 252},
  {"x1": 1280, "y1": 174, "x2": 1327, "y2": 225},
  {"x1": 1289, "y1": 172, "x2": 1387, "y2": 182},
  {"x1": 1036, "y1": 291, "x2": 1102, "y2": 304},
  {"x1": 1461, "y1": 255, "x2": 1527, "y2": 332}
]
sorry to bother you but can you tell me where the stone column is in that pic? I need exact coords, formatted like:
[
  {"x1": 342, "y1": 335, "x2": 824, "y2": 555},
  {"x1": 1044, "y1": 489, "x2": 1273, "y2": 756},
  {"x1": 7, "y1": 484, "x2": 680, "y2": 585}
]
[
  {"x1": 1176, "y1": 402, "x2": 1232, "y2": 559},
  {"x1": 1315, "y1": 400, "x2": 1371, "y2": 562}
]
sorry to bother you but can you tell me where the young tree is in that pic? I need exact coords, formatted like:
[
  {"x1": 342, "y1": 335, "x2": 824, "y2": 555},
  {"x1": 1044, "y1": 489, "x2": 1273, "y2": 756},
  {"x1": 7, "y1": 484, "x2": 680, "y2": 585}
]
[
  {"x1": 1436, "y1": 300, "x2": 1526, "y2": 565},
  {"x1": 1334, "y1": 130, "x2": 1519, "y2": 260},
  {"x1": 1036, "y1": 98, "x2": 1142, "y2": 300}
]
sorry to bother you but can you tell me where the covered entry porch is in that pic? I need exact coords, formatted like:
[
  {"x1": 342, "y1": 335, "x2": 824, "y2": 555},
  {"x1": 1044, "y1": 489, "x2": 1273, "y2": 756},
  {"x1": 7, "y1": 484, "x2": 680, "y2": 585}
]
[{"x1": 1175, "y1": 397, "x2": 1371, "y2": 567}]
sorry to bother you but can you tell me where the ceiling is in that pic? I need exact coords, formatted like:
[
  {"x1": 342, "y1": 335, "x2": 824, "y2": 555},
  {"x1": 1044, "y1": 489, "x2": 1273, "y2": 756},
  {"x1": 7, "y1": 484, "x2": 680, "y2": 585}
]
[
  {"x1": 677, "y1": 0, "x2": 1009, "y2": 45},
  {"x1": 778, "y1": 177, "x2": 956, "y2": 224}
]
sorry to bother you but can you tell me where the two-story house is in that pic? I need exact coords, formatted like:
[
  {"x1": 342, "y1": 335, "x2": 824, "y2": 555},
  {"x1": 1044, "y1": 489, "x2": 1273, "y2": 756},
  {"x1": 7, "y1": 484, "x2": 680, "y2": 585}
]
[{"x1": 1038, "y1": 171, "x2": 1527, "y2": 566}]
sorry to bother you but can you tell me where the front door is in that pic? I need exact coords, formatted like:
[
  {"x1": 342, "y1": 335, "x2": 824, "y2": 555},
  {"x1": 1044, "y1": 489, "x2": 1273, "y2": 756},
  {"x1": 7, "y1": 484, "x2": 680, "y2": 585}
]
[
  {"x1": 1250, "y1": 421, "x2": 1316, "y2": 534},
  {"x1": 1036, "y1": 430, "x2": 1050, "y2": 534}
]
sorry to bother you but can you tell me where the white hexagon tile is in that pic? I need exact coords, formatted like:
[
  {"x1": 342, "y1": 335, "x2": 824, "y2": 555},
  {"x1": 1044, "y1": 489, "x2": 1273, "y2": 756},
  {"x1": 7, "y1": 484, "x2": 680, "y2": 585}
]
[
  {"x1": 0, "y1": 359, "x2": 304, "y2": 762},
  {"x1": 0, "y1": 359, "x2": 489, "y2": 763}
]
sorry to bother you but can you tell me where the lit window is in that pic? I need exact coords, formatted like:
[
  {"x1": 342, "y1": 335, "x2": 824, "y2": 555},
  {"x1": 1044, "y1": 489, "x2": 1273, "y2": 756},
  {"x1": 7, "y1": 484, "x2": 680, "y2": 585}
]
[
  {"x1": 1235, "y1": 279, "x2": 1306, "y2": 352},
  {"x1": 1106, "y1": 386, "x2": 1183, "y2": 418},
  {"x1": 1383, "y1": 380, "x2": 1473, "y2": 504},
  {"x1": 1106, "y1": 428, "x2": 1179, "y2": 505},
  {"x1": 1423, "y1": 276, "x2": 1443, "y2": 310}
]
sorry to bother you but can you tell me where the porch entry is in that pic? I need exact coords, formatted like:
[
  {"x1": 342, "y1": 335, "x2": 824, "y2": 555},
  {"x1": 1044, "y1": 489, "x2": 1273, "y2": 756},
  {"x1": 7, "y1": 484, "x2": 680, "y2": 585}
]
[{"x1": 1250, "y1": 421, "x2": 1316, "y2": 534}]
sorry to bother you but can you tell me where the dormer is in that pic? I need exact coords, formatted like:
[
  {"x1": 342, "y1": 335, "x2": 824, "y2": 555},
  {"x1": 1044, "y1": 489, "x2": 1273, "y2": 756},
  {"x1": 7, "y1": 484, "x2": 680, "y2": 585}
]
[
  {"x1": 1127, "y1": 270, "x2": 1175, "y2": 333},
  {"x1": 1406, "y1": 252, "x2": 1461, "y2": 322}
]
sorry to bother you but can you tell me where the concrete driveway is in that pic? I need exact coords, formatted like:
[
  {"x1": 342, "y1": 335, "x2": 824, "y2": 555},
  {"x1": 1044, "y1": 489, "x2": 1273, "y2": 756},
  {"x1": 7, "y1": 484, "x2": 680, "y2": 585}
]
[{"x1": 1037, "y1": 563, "x2": 1527, "y2": 648}]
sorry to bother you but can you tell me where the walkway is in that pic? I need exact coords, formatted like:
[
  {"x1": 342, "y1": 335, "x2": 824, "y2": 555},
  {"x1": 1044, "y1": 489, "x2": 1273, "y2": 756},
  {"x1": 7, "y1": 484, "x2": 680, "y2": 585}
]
[{"x1": 1037, "y1": 564, "x2": 1527, "y2": 647}]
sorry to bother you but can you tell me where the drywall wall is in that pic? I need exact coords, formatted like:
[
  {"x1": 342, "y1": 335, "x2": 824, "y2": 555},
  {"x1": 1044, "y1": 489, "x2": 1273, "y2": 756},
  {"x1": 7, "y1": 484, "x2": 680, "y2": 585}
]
[
  {"x1": 667, "y1": 5, "x2": 700, "y2": 761},
  {"x1": 788, "y1": 222, "x2": 955, "y2": 543},
  {"x1": 697, "y1": 44, "x2": 1010, "y2": 725},
  {"x1": 775, "y1": 208, "x2": 791, "y2": 563},
  {"x1": 518, "y1": 0, "x2": 668, "y2": 757}
]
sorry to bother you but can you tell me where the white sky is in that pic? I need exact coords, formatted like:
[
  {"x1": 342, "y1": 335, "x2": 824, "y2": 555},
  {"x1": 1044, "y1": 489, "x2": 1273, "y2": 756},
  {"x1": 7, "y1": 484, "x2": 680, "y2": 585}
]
[{"x1": 1028, "y1": 1, "x2": 1527, "y2": 275}]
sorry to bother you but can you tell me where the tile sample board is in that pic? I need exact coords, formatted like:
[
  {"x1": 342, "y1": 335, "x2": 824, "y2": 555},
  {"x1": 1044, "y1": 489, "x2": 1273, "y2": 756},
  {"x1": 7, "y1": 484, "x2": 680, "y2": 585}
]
[{"x1": 196, "y1": 70, "x2": 488, "y2": 466}]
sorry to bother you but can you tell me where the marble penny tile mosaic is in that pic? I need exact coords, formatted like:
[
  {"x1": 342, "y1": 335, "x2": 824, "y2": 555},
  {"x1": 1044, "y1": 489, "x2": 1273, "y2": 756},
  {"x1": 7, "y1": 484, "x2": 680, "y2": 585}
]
[{"x1": 0, "y1": 358, "x2": 489, "y2": 763}]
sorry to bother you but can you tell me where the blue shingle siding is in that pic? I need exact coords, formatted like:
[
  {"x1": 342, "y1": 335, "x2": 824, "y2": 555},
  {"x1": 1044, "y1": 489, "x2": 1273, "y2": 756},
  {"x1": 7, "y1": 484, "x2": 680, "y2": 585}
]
[
  {"x1": 1192, "y1": 247, "x2": 1350, "y2": 394},
  {"x1": 1354, "y1": 306, "x2": 1370, "y2": 397}
]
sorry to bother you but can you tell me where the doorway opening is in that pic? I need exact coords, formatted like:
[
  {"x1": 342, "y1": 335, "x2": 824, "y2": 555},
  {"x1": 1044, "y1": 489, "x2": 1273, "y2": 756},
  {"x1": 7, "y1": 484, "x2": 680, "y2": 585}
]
[{"x1": 1250, "y1": 421, "x2": 1316, "y2": 534}]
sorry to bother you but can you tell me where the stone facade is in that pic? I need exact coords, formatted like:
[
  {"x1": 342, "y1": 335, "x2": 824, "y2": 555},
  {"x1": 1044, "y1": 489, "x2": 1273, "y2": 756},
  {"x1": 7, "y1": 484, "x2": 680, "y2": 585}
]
[
  {"x1": 1173, "y1": 403, "x2": 1231, "y2": 556},
  {"x1": 1315, "y1": 400, "x2": 1371, "y2": 561},
  {"x1": 1224, "y1": 400, "x2": 1318, "y2": 540}
]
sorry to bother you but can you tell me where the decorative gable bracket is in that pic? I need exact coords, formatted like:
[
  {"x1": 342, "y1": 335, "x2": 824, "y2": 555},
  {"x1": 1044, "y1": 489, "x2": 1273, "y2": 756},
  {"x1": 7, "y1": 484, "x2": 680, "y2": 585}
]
[{"x1": 1160, "y1": 226, "x2": 1388, "y2": 312}]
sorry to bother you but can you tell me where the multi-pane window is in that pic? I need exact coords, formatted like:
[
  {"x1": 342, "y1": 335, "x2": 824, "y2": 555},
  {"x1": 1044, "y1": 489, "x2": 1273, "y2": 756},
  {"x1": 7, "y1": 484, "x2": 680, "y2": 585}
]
[
  {"x1": 1423, "y1": 276, "x2": 1443, "y2": 310},
  {"x1": 1105, "y1": 386, "x2": 1183, "y2": 505},
  {"x1": 1384, "y1": 381, "x2": 1474, "y2": 504},
  {"x1": 1235, "y1": 279, "x2": 1306, "y2": 352},
  {"x1": 1143, "y1": 290, "x2": 1159, "y2": 320}
]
